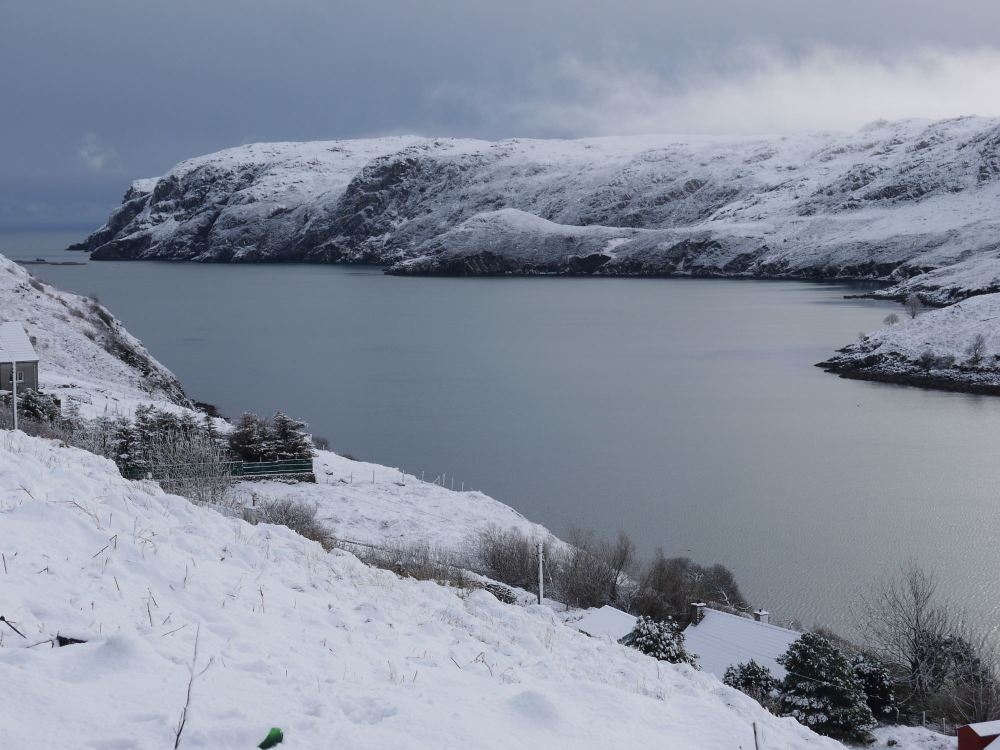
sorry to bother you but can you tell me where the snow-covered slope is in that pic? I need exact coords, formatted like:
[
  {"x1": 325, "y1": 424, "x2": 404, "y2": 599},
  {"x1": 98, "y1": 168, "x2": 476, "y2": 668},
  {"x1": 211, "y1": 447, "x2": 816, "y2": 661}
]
[
  {"x1": 72, "y1": 117, "x2": 1000, "y2": 299},
  {"x1": 0, "y1": 255, "x2": 186, "y2": 414},
  {"x1": 238, "y1": 449, "x2": 554, "y2": 551},
  {"x1": 0, "y1": 430, "x2": 844, "y2": 749}
]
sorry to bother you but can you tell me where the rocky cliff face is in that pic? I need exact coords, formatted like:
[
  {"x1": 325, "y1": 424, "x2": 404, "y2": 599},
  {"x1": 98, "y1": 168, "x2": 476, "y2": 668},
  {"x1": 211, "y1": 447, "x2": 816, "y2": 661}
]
[{"x1": 72, "y1": 118, "x2": 1000, "y2": 300}]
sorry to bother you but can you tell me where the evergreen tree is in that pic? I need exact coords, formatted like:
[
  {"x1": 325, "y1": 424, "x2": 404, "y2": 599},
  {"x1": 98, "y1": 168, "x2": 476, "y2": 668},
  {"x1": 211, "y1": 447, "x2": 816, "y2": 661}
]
[
  {"x1": 17, "y1": 390, "x2": 60, "y2": 422},
  {"x1": 777, "y1": 633, "x2": 876, "y2": 742},
  {"x1": 61, "y1": 398, "x2": 82, "y2": 429},
  {"x1": 112, "y1": 417, "x2": 142, "y2": 473},
  {"x1": 851, "y1": 653, "x2": 897, "y2": 720},
  {"x1": 724, "y1": 659, "x2": 777, "y2": 707},
  {"x1": 203, "y1": 414, "x2": 218, "y2": 443},
  {"x1": 628, "y1": 615, "x2": 697, "y2": 666},
  {"x1": 228, "y1": 412, "x2": 272, "y2": 462},
  {"x1": 269, "y1": 412, "x2": 314, "y2": 460}
]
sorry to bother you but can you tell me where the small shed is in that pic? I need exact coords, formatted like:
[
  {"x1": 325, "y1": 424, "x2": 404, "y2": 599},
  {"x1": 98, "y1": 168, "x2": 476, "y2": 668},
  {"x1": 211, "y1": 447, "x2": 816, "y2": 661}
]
[
  {"x1": 575, "y1": 605, "x2": 638, "y2": 644},
  {"x1": 0, "y1": 322, "x2": 39, "y2": 394},
  {"x1": 958, "y1": 721, "x2": 1000, "y2": 750},
  {"x1": 682, "y1": 604, "x2": 800, "y2": 680}
]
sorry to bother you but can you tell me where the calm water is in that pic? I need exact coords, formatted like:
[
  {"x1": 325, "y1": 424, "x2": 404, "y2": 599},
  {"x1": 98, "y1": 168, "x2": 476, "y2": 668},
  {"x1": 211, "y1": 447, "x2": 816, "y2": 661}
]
[{"x1": 8, "y1": 234, "x2": 1000, "y2": 636}]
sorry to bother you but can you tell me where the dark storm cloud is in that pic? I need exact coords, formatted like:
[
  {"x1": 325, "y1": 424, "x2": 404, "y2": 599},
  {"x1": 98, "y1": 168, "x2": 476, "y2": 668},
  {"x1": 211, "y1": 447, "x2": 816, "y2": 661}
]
[{"x1": 3, "y1": 0, "x2": 1000, "y2": 229}]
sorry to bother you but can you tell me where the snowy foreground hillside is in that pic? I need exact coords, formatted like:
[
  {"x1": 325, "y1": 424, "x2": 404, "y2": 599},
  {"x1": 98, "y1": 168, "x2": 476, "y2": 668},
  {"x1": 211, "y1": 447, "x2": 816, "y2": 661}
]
[{"x1": 2, "y1": 430, "x2": 841, "y2": 750}]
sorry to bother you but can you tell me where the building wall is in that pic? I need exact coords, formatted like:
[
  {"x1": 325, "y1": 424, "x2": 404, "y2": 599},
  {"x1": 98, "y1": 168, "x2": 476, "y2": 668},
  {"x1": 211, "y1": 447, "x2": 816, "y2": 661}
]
[{"x1": 1, "y1": 361, "x2": 39, "y2": 393}]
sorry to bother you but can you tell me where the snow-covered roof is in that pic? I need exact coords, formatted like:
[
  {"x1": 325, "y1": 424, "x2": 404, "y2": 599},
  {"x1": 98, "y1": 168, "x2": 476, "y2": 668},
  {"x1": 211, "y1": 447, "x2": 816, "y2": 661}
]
[
  {"x1": 0, "y1": 322, "x2": 38, "y2": 363},
  {"x1": 968, "y1": 720, "x2": 1000, "y2": 737},
  {"x1": 576, "y1": 605, "x2": 638, "y2": 643},
  {"x1": 682, "y1": 608, "x2": 800, "y2": 680}
]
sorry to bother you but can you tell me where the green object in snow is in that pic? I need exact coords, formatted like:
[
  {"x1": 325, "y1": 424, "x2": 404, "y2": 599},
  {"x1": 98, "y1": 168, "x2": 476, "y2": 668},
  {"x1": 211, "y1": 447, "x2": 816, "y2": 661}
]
[{"x1": 257, "y1": 727, "x2": 283, "y2": 749}]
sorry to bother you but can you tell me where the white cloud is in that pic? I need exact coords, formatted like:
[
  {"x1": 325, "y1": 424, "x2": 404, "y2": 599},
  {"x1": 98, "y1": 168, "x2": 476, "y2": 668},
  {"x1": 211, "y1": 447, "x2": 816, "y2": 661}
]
[
  {"x1": 442, "y1": 46, "x2": 1000, "y2": 137},
  {"x1": 77, "y1": 131, "x2": 120, "y2": 172}
]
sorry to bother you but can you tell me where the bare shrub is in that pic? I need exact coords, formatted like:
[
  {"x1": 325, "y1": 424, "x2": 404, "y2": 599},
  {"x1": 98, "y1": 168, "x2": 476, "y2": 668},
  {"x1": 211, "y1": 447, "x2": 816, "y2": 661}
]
[
  {"x1": 343, "y1": 539, "x2": 473, "y2": 588},
  {"x1": 883, "y1": 313, "x2": 900, "y2": 327},
  {"x1": 139, "y1": 429, "x2": 234, "y2": 506},
  {"x1": 904, "y1": 295, "x2": 922, "y2": 319},
  {"x1": 918, "y1": 350, "x2": 937, "y2": 370},
  {"x1": 934, "y1": 354, "x2": 956, "y2": 369},
  {"x1": 550, "y1": 529, "x2": 638, "y2": 609},
  {"x1": 634, "y1": 552, "x2": 748, "y2": 622},
  {"x1": 474, "y1": 527, "x2": 549, "y2": 592},
  {"x1": 967, "y1": 333, "x2": 987, "y2": 366},
  {"x1": 252, "y1": 499, "x2": 332, "y2": 549},
  {"x1": 857, "y1": 564, "x2": 1000, "y2": 721}
]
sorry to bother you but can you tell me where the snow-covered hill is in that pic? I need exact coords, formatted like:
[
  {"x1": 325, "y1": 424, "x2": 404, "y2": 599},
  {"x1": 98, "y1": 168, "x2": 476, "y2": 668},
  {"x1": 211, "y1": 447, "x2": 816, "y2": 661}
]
[
  {"x1": 0, "y1": 255, "x2": 186, "y2": 414},
  {"x1": 1, "y1": 429, "x2": 845, "y2": 750},
  {"x1": 72, "y1": 118, "x2": 1000, "y2": 302}
]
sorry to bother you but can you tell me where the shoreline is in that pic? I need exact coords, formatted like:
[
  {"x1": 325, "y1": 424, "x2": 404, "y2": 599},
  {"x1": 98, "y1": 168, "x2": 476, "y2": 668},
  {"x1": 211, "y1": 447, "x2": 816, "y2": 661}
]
[{"x1": 816, "y1": 360, "x2": 1000, "y2": 397}]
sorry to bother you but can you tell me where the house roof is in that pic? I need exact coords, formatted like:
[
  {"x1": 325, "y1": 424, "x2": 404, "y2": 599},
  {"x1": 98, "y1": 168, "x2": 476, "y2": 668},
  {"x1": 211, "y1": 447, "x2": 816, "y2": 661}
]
[
  {"x1": 0, "y1": 323, "x2": 38, "y2": 363},
  {"x1": 682, "y1": 608, "x2": 800, "y2": 680},
  {"x1": 968, "y1": 721, "x2": 1000, "y2": 737},
  {"x1": 575, "y1": 605, "x2": 637, "y2": 643}
]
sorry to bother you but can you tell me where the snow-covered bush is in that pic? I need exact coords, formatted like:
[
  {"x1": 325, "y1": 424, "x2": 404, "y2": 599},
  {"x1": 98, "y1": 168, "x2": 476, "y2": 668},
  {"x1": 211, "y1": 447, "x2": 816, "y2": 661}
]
[
  {"x1": 627, "y1": 615, "x2": 697, "y2": 666},
  {"x1": 724, "y1": 660, "x2": 777, "y2": 708},
  {"x1": 16, "y1": 389, "x2": 61, "y2": 422},
  {"x1": 777, "y1": 633, "x2": 876, "y2": 742},
  {"x1": 269, "y1": 411, "x2": 314, "y2": 460},
  {"x1": 229, "y1": 411, "x2": 314, "y2": 462},
  {"x1": 851, "y1": 653, "x2": 897, "y2": 720},
  {"x1": 229, "y1": 412, "x2": 272, "y2": 462}
]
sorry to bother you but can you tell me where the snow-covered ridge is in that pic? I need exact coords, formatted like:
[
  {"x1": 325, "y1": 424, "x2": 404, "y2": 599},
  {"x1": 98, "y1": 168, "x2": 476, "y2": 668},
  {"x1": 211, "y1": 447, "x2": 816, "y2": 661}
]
[
  {"x1": 71, "y1": 118, "x2": 1000, "y2": 300},
  {"x1": 1, "y1": 430, "x2": 846, "y2": 749},
  {"x1": 0, "y1": 254, "x2": 186, "y2": 414}
]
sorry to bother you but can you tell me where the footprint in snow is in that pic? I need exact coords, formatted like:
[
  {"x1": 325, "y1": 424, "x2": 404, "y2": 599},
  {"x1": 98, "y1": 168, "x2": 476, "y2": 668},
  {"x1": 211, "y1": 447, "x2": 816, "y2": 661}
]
[
  {"x1": 506, "y1": 690, "x2": 561, "y2": 728},
  {"x1": 338, "y1": 695, "x2": 398, "y2": 725}
]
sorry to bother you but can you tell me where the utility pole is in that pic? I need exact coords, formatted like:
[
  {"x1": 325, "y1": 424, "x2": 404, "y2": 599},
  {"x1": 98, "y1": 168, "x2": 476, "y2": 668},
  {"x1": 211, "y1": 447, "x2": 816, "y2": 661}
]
[{"x1": 537, "y1": 542, "x2": 544, "y2": 604}]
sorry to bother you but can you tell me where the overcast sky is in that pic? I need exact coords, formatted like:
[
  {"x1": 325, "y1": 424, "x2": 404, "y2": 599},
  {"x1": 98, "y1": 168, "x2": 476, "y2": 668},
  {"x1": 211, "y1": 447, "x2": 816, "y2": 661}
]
[{"x1": 3, "y1": 0, "x2": 1000, "y2": 230}]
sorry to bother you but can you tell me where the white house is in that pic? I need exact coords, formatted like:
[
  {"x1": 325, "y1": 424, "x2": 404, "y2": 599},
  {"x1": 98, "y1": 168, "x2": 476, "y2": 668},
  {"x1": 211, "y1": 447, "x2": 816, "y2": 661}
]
[
  {"x1": 575, "y1": 605, "x2": 638, "y2": 643},
  {"x1": 682, "y1": 603, "x2": 800, "y2": 680},
  {"x1": 0, "y1": 322, "x2": 40, "y2": 394}
]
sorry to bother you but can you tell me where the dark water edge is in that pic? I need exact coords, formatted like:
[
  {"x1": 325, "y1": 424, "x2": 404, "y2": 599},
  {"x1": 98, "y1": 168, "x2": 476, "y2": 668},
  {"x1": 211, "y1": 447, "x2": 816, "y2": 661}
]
[{"x1": 819, "y1": 364, "x2": 1000, "y2": 397}]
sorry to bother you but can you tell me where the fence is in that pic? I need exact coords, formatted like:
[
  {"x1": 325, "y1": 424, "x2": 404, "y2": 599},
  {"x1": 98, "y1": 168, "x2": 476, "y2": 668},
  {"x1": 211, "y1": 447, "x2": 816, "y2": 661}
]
[{"x1": 122, "y1": 458, "x2": 315, "y2": 482}]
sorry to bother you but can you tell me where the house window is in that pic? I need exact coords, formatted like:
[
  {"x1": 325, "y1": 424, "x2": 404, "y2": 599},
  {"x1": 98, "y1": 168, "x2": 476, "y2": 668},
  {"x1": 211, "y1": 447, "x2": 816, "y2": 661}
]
[{"x1": 6, "y1": 370, "x2": 24, "y2": 383}]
